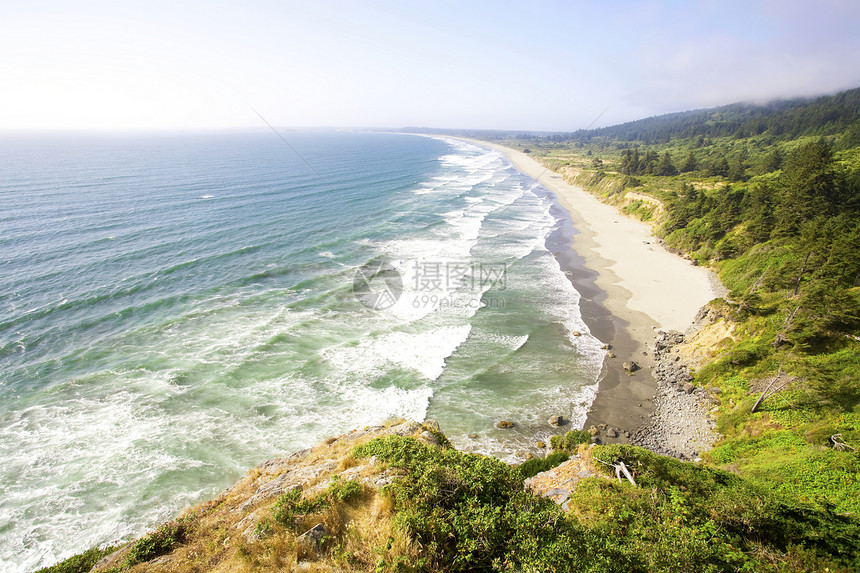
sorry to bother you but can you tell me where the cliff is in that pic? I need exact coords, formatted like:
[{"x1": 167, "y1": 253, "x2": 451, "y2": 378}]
[
  {"x1": 42, "y1": 418, "x2": 859, "y2": 573},
  {"x1": 87, "y1": 420, "x2": 442, "y2": 572}
]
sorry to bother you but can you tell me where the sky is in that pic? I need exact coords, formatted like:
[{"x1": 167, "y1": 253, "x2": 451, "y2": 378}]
[{"x1": 2, "y1": 0, "x2": 859, "y2": 132}]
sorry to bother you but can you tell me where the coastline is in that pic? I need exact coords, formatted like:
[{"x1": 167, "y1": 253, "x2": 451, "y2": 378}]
[{"x1": 460, "y1": 137, "x2": 722, "y2": 442}]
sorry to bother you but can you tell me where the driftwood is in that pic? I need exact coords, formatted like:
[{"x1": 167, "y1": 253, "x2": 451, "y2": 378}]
[
  {"x1": 751, "y1": 365, "x2": 791, "y2": 413},
  {"x1": 831, "y1": 434, "x2": 856, "y2": 452},
  {"x1": 596, "y1": 458, "x2": 637, "y2": 486},
  {"x1": 792, "y1": 251, "x2": 813, "y2": 297}
]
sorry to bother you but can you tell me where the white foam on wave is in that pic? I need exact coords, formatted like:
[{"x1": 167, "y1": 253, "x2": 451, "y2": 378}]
[
  {"x1": 322, "y1": 324, "x2": 472, "y2": 381},
  {"x1": 442, "y1": 209, "x2": 487, "y2": 242},
  {"x1": 380, "y1": 236, "x2": 475, "y2": 262},
  {"x1": 504, "y1": 333, "x2": 530, "y2": 352},
  {"x1": 156, "y1": 298, "x2": 319, "y2": 365},
  {"x1": 469, "y1": 188, "x2": 556, "y2": 262},
  {"x1": 0, "y1": 386, "x2": 207, "y2": 573},
  {"x1": 525, "y1": 248, "x2": 606, "y2": 370},
  {"x1": 411, "y1": 174, "x2": 461, "y2": 196},
  {"x1": 335, "y1": 384, "x2": 434, "y2": 427}
]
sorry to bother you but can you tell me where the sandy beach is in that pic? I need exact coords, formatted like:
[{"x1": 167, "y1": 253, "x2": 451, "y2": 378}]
[{"x1": 466, "y1": 139, "x2": 722, "y2": 436}]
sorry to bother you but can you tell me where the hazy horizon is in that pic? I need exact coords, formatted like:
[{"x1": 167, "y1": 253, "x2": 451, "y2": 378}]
[{"x1": 3, "y1": 0, "x2": 860, "y2": 132}]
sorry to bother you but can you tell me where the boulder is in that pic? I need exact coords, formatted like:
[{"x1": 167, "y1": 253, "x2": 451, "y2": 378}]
[
  {"x1": 497, "y1": 420, "x2": 515, "y2": 429},
  {"x1": 548, "y1": 415, "x2": 567, "y2": 427},
  {"x1": 536, "y1": 441, "x2": 546, "y2": 449},
  {"x1": 417, "y1": 430, "x2": 440, "y2": 446},
  {"x1": 683, "y1": 383, "x2": 695, "y2": 394},
  {"x1": 297, "y1": 523, "x2": 328, "y2": 553},
  {"x1": 623, "y1": 361, "x2": 640, "y2": 372}
]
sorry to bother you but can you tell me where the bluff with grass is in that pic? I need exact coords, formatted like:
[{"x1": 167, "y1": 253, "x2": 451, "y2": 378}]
[{"x1": 38, "y1": 420, "x2": 860, "y2": 572}]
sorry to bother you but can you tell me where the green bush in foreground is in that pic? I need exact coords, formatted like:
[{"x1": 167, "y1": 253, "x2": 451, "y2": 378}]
[
  {"x1": 352, "y1": 436, "x2": 860, "y2": 572},
  {"x1": 589, "y1": 445, "x2": 860, "y2": 570},
  {"x1": 272, "y1": 475, "x2": 363, "y2": 528},
  {"x1": 123, "y1": 520, "x2": 188, "y2": 567},
  {"x1": 33, "y1": 546, "x2": 118, "y2": 573},
  {"x1": 353, "y1": 435, "x2": 623, "y2": 572},
  {"x1": 550, "y1": 429, "x2": 591, "y2": 451},
  {"x1": 517, "y1": 451, "x2": 569, "y2": 479}
]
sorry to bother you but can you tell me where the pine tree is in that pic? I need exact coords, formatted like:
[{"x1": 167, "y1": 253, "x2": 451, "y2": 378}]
[
  {"x1": 709, "y1": 155, "x2": 730, "y2": 177},
  {"x1": 728, "y1": 158, "x2": 747, "y2": 182},
  {"x1": 761, "y1": 148, "x2": 783, "y2": 172},
  {"x1": 680, "y1": 151, "x2": 697, "y2": 173},
  {"x1": 655, "y1": 152, "x2": 678, "y2": 176}
]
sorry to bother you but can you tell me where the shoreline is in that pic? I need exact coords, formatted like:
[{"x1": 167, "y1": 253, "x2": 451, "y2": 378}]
[{"x1": 459, "y1": 137, "x2": 722, "y2": 442}]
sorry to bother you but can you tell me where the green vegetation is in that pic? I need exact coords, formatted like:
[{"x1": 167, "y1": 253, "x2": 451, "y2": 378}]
[
  {"x1": 123, "y1": 520, "x2": 189, "y2": 567},
  {"x1": 353, "y1": 435, "x2": 619, "y2": 572},
  {"x1": 272, "y1": 475, "x2": 364, "y2": 528},
  {"x1": 33, "y1": 546, "x2": 118, "y2": 573},
  {"x1": 471, "y1": 86, "x2": 860, "y2": 565},
  {"x1": 517, "y1": 451, "x2": 569, "y2": 478},
  {"x1": 549, "y1": 428, "x2": 592, "y2": 451},
  {"x1": 352, "y1": 435, "x2": 860, "y2": 571}
]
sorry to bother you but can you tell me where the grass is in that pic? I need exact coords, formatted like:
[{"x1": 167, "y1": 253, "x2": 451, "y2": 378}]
[
  {"x1": 517, "y1": 451, "x2": 570, "y2": 479},
  {"x1": 33, "y1": 546, "x2": 119, "y2": 573}
]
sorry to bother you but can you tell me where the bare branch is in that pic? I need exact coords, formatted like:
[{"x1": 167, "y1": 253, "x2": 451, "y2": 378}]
[
  {"x1": 596, "y1": 458, "x2": 637, "y2": 486},
  {"x1": 831, "y1": 434, "x2": 855, "y2": 452}
]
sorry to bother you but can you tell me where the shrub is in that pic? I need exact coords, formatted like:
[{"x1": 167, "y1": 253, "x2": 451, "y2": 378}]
[
  {"x1": 329, "y1": 474, "x2": 363, "y2": 502},
  {"x1": 353, "y1": 435, "x2": 621, "y2": 572},
  {"x1": 272, "y1": 476, "x2": 363, "y2": 528},
  {"x1": 124, "y1": 520, "x2": 187, "y2": 566},
  {"x1": 33, "y1": 546, "x2": 118, "y2": 573},
  {"x1": 517, "y1": 452, "x2": 570, "y2": 479},
  {"x1": 549, "y1": 429, "x2": 591, "y2": 451}
]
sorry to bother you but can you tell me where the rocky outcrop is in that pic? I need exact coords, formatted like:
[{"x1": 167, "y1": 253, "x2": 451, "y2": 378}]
[
  {"x1": 630, "y1": 329, "x2": 720, "y2": 459},
  {"x1": 524, "y1": 446, "x2": 612, "y2": 511}
]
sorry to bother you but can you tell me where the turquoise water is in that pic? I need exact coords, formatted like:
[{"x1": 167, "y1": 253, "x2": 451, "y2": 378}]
[{"x1": 0, "y1": 132, "x2": 603, "y2": 571}]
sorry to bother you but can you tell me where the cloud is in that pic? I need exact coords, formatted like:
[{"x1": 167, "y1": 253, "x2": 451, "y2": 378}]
[{"x1": 621, "y1": 0, "x2": 860, "y2": 112}]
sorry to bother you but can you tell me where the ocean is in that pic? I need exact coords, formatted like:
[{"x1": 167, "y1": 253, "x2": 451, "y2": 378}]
[{"x1": 0, "y1": 131, "x2": 604, "y2": 571}]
